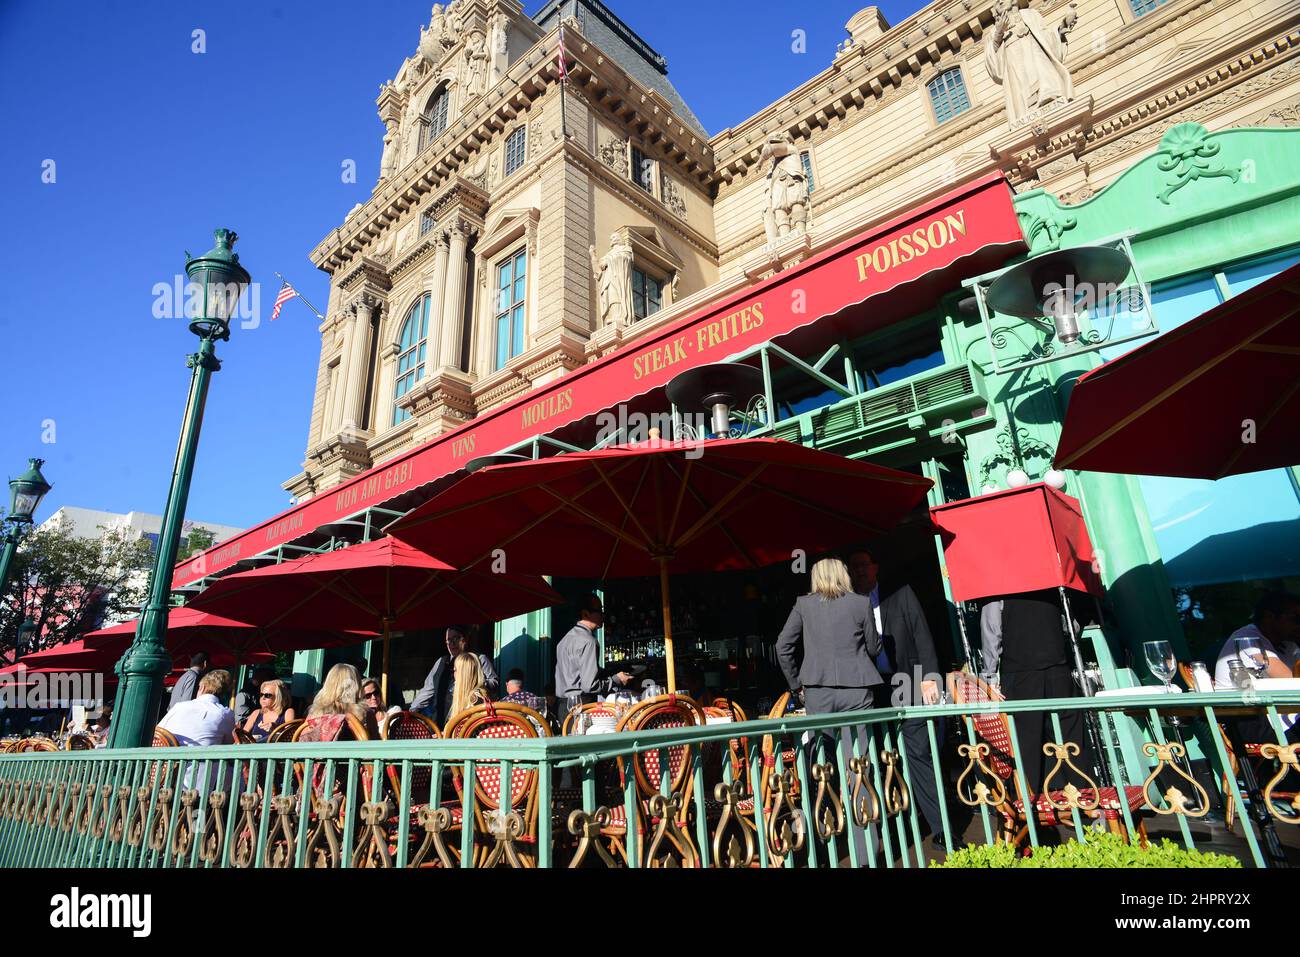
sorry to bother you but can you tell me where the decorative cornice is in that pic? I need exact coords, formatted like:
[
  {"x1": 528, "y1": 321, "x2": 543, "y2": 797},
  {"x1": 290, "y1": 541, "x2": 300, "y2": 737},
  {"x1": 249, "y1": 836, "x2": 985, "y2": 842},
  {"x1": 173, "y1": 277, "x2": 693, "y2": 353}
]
[{"x1": 336, "y1": 256, "x2": 393, "y2": 294}]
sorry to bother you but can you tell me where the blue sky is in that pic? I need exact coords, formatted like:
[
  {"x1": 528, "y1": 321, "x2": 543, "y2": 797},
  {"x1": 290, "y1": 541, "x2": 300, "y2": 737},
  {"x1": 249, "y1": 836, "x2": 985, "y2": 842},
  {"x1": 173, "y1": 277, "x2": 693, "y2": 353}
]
[{"x1": 0, "y1": 0, "x2": 924, "y2": 530}]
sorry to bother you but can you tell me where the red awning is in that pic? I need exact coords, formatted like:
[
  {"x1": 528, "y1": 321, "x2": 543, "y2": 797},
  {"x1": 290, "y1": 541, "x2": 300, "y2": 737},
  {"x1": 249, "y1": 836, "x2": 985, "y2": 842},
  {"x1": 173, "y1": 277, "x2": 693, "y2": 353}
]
[
  {"x1": 175, "y1": 173, "x2": 1024, "y2": 586},
  {"x1": 1054, "y1": 262, "x2": 1300, "y2": 479},
  {"x1": 929, "y1": 483, "x2": 1103, "y2": 603}
]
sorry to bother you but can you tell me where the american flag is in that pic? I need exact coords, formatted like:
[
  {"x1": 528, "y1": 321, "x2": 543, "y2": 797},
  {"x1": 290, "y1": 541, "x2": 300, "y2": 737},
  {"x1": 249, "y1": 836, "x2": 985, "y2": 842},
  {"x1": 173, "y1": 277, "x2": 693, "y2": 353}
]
[
  {"x1": 270, "y1": 281, "x2": 297, "y2": 321},
  {"x1": 557, "y1": 24, "x2": 568, "y2": 82}
]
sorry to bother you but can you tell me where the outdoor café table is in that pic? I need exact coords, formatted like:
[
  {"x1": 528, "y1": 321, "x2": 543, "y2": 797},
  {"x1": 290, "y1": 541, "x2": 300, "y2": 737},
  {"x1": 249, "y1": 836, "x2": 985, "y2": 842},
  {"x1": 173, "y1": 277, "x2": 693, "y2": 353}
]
[{"x1": 1107, "y1": 687, "x2": 1300, "y2": 868}]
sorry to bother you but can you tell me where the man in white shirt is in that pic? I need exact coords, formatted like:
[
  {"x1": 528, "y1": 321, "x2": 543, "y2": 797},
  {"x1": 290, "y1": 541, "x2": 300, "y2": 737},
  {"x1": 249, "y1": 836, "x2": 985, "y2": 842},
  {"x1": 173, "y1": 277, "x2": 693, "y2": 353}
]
[
  {"x1": 1213, "y1": 592, "x2": 1300, "y2": 688},
  {"x1": 159, "y1": 669, "x2": 237, "y2": 746}
]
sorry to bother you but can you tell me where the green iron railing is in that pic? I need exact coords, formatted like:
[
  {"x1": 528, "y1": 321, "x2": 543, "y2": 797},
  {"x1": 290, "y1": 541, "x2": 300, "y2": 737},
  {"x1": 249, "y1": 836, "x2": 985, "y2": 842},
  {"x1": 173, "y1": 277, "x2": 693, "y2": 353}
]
[{"x1": 2, "y1": 691, "x2": 1297, "y2": 869}]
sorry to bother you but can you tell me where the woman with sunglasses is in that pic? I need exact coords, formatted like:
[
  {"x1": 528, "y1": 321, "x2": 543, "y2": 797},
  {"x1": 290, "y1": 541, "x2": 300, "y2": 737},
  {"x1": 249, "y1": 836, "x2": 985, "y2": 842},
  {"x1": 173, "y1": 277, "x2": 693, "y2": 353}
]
[{"x1": 242, "y1": 678, "x2": 295, "y2": 743}]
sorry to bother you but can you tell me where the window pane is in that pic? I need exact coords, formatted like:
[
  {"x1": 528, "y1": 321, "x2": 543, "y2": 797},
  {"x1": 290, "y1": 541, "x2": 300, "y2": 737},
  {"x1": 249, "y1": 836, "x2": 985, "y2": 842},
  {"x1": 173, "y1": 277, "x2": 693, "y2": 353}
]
[
  {"x1": 496, "y1": 315, "x2": 510, "y2": 369},
  {"x1": 1225, "y1": 248, "x2": 1300, "y2": 295},
  {"x1": 927, "y1": 68, "x2": 971, "y2": 124},
  {"x1": 801, "y1": 152, "x2": 816, "y2": 193},
  {"x1": 1128, "y1": 0, "x2": 1169, "y2": 16},
  {"x1": 512, "y1": 304, "x2": 526, "y2": 356}
]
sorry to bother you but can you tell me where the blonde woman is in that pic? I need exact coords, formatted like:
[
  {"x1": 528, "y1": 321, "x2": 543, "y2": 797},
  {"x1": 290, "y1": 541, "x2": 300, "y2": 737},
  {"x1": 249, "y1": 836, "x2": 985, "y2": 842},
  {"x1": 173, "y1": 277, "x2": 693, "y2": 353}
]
[
  {"x1": 775, "y1": 557, "x2": 882, "y2": 716},
  {"x1": 448, "y1": 652, "x2": 489, "y2": 719},
  {"x1": 301, "y1": 663, "x2": 378, "y2": 741},
  {"x1": 243, "y1": 678, "x2": 294, "y2": 743}
]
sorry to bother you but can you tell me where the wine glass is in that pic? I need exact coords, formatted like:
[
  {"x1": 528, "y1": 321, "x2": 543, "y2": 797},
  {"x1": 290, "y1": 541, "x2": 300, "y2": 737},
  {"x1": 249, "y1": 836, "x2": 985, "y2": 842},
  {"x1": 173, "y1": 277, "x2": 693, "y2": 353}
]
[
  {"x1": 1226, "y1": 658, "x2": 1252, "y2": 691},
  {"x1": 1143, "y1": 640, "x2": 1177, "y2": 693},
  {"x1": 1235, "y1": 637, "x2": 1269, "y2": 680}
]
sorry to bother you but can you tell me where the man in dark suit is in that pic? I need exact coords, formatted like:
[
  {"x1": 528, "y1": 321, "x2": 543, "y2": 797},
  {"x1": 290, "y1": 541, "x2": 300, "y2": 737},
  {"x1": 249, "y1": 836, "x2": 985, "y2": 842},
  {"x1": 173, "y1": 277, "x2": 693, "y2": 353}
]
[
  {"x1": 848, "y1": 549, "x2": 952, "y2": 850},
  {"x1": 410, "y1": 625, "x2": 499, "y2": 726}
]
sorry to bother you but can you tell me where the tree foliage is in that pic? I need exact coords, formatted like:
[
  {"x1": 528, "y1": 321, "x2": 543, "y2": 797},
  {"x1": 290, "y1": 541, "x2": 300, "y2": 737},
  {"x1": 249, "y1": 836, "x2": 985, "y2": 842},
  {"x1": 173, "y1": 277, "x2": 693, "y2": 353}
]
[{"x1": 0, "y1": 522, "x2": 156, "y2": 657}]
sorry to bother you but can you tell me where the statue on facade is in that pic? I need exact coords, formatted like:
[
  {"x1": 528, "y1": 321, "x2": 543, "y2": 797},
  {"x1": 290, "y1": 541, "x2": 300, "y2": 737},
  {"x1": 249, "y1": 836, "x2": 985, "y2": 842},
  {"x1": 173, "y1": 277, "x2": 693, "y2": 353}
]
[
  {"x1": 488, "y1": 10, "x2": 511, "y2": 82},
  {"x1": 760, "y1": 131, "x2": 810, "y2": 245},
  {"x1": 464, "y1": 30, "x2": 488, "y2": 98},
  {"x1": 984, "y1": 0, "x2": 1078, "y2": 127},
  {"x1": 590, "y1": 232, "x2": 635, "y2": 327},
  {"x1": 379, "y1": 121, "x2": 399, "y2": 180},
  {"x1": 419, "y1": 8, "x2": 443, "y2": 64}
]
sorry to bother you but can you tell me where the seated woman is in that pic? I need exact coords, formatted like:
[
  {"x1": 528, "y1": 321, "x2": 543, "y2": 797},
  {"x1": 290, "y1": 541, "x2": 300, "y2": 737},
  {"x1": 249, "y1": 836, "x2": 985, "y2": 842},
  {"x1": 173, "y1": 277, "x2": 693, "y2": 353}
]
[
  {"x1": 446, "y1": 653, "x2": 490, "y2": 723},
  {"x1": 243, "y1": 678, "x2": 295, "y2": 742},
  {"x1": 299, "y1": 663, "x2": 379, "y2": 741}
]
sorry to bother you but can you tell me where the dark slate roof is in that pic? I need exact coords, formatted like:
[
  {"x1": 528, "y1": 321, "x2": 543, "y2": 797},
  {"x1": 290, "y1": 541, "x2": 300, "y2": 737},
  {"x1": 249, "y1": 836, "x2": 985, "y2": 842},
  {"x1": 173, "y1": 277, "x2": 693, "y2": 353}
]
[{"x1": 533, "y1": 0, "x2": 708, "y2": 136}]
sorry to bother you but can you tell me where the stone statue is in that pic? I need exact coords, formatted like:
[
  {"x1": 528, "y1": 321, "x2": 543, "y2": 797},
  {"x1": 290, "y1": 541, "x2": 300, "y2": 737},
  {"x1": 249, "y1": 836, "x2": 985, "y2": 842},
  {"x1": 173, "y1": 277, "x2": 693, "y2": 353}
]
[
  {"x1": 589, "y1": 232, "x2": 634, "y2": 327},
  {"x1": 488, "y1": 10, "x2": 510, "y2": 82},
  {"x1": 419, "y1": 8, "x2": 442, "y2": 64},
  {"x1": 395, "y1": 55, "x2": 424, "y2": 94},
  {"x1": 760, "y1": 132, "x2": 810, "y2": 245},
  {"x1": 464, "y1": 30, "x2": 488, "y2": 97},
  {"x1": 984, "y1": 0, "x2": 1078, "y2": 127},
  {"x1": 379, "y1": 121, "x2": 399, "y2": 180}
]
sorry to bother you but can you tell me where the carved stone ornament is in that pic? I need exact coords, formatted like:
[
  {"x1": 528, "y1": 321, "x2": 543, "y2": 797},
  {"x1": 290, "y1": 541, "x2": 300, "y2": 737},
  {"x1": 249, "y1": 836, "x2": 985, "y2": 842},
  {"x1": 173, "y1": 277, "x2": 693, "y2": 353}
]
[
  {"x1": 590, "y1": 231, "x2": 634, "y2": 328},
  {"x1": 661, "y1": 176, "x2": 688, "y2": 220},
  {"x1": 985, "y1": 0, "x2": 1078, "y2": 128},
  {"x1": 599, "y1": 135, "x2": 629, "y2": 176}
]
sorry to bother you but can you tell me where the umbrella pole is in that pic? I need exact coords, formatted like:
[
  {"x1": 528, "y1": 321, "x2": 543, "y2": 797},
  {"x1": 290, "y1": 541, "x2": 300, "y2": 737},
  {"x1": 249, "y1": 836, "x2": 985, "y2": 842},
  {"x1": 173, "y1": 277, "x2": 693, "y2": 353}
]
[
  {"x1": 381, "y1": 619, "x2": 392, "y2": 708},
  {"x1": 658, "y1": 559, "x2": 677, "y2": 694}
]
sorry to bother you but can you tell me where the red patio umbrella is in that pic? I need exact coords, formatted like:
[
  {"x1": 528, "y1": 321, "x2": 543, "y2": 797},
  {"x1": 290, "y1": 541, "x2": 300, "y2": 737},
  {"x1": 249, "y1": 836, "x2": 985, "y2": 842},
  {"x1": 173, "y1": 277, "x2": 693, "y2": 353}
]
[
  {"x1": 186, "y1": 537, "x2": 564, "y2": 702},
  {"x1": 1054, "y1": 262, "x2": 1300, "y2": 479},
  {"x1": 1, "y1": 637, "x2": 270, "y2": 674},
  {"x1": 387, "y1": 437, "x2": 934, "y2": 690}
]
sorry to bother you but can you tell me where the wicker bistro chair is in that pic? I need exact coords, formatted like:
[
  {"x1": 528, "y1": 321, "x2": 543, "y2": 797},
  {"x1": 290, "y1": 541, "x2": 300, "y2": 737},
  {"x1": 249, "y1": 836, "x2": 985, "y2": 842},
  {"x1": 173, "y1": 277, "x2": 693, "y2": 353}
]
[
  {"x1": 14, "y1": 737, "x2": 58, "y2": 753},
  {"x1": 445, "y1": 702, "x2": 549, "y2": 868},
  {"x1": 232, "y1": 727, "x2": 255, "y2": 745},
  {"x1": 152, "y1": 727, "x2": 180, "y2": 748},
  {"x1": 560, "y1": 702, "x2": 618, "y2": 736},
  {"x1": 590, "y1": 694, "x2": 706, "y2": 868},
  {"x1": 265, "y1": 718, "x2": 303, "y2": 744},
  {"x1": 1176, "y1": 662, "x2": 1294, "y2": 831},
  {"x1": 947, "y1": 673, "x2": 1149, "y2": 849}
]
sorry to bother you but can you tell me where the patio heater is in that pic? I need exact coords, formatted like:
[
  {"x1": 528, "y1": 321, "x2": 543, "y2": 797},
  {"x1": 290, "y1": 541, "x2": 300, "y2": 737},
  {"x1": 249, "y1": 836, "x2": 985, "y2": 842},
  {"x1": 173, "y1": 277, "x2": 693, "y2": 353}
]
[
  {"x1": 466, "y1": 453, "x2": 530, "y2": 472},
  {"x1": 985, "y1": 246, "x2": 1132, "y2": 347},
  {"x1": 665, "y1": 362, "x2": 766, "y2": 439}
]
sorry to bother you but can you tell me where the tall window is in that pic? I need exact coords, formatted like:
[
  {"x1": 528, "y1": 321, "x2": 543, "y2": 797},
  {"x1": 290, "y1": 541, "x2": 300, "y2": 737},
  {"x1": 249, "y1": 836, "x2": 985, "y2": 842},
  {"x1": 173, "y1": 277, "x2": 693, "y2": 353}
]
[
  {"x1": 504, "y1": 126, "x2": 527, "y2": 176},
  {"x1": 494, "y1": 249, "x2": 527, "y2": 370},
  {"x1": 927, "y1": 68, "x2": 971, "y2": 124},
  {"x1": 419, "y1": 210, "x2": 435, "y2": 237},
  {"x1": 422, "y1": 84, "x2": 450, "y2": 149},
  {"x1": 800, "y1": 151, "x2": 816, "y2": 194},
  {"x1": 632, "y1": 267, "x2": 663, "y2": 320},
  {"x1": 1128, "y1": 0, "x2": 1169, "y2": 16},
  {"x1": 630, "y1": 145, "x2": 654, "y2": 193},
  {"x1": 392, "y1": 294, "x2": 431, "y2": 425}
]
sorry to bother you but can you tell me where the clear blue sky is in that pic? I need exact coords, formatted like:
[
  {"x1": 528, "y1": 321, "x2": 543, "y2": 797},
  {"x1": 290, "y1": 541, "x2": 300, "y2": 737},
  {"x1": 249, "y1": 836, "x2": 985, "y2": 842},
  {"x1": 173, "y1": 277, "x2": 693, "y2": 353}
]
[{"x1": 0, "y1": 0, "x2": 924, "y2": 530}]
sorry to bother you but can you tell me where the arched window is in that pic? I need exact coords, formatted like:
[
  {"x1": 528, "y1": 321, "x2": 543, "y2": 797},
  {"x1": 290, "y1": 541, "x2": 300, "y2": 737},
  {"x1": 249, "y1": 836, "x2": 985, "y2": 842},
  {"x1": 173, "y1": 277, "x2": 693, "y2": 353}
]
[
  {"x1": 422, "y1": 84, "x2": 450, "y2": 149},
  {"x1": 392, "y1": 294, "x2": 431, "y2": 425},
  {"x1": 927, "y1": 68, "x2": 972, "y2": 124}
]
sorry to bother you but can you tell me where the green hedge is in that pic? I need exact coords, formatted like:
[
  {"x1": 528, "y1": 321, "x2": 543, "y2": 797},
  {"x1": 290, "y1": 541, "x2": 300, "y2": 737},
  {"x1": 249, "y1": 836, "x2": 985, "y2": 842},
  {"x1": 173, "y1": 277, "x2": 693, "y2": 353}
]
[{"x1": 932, "y1": 832, "x2": 1241, "y2": 868}]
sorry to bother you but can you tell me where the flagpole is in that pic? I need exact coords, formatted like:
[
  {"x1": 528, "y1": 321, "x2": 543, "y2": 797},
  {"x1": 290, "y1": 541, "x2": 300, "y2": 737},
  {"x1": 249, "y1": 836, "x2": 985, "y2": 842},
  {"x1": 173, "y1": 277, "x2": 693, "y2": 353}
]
[{"x1": 274, "y1": 271, "x2": 325, "y2": 319}]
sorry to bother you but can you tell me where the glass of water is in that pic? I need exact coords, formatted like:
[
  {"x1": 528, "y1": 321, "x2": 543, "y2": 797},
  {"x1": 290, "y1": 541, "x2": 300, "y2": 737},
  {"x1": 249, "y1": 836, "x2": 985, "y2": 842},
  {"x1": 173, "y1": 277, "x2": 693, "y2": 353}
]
[{"x1": 1235, "y1": 637, "x2": 1269, "y2": 679}]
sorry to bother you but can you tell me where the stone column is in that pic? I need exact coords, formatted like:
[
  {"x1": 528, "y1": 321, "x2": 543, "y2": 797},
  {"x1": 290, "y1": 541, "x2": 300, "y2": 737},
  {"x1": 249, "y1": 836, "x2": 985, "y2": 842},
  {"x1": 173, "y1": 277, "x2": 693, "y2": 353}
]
[
  {"x1": 427, "y1": 232, "x2": 451, "y2": 367},
  {"x1": 331, "y1": 320, "x2": 354, "y2": 434},
  {"x1": 438, "y1": 222, "x2": 471, "y2": 371},
  {"x1": 340, "y1": 295, "x2": 376, "y2": 434}
]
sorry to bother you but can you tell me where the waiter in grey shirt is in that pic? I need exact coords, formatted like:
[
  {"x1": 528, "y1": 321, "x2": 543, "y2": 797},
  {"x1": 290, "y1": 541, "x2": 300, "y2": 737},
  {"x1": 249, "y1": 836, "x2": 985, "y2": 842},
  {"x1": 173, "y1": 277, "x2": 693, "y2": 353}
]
[
  {"x1": 410, "y1": 625, "x2": 499, "y2": 726},
  {"x1": 554, "y1": 594, "x2": 632, "y2": 719},
  {"x1": 168, "y1": 652, "x2": 209, "y2": 712}
]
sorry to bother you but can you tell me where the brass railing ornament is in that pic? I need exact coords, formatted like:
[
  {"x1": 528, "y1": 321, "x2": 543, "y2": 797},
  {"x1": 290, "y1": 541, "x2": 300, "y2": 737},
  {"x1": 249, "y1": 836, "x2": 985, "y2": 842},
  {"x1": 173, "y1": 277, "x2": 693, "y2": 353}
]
[
  {"x1": 127, "y1": 787, "x2": 151, "y2": 847},
  {"x1": 711, "y1": 780, "x2": 756, "y2": 868},
  {"x1": 566, "y1": 806, "x2": 619, "y2": 869},
  {"x1": 645, "y1": 792, "x2": 698, "y2": 868},
  {"x1": 351, "y1": 798, "x2": 394, "y2": 868},
  {"x1": 147, "y1": 788, "x2": 174, "y2": 852},
  {"x1": 881, "y1": 750, "x2": 910, "y2": 817},
  {"x1": 848, "y1": 756, "x2": 881, "y2": 825},
  {"x1": 765, "y1": 769, "x2": 806, "y2": 866},
  {"x1": 265, "y1": 794, "x2": 299, "y2": 868},
  {"x1": 91, "y1": 784, "x2": 114, "y2": 839},
  {"x1": 171, "y1": 789, "x2": 199, "y2": 861},
  {"x1": 1258, "y1": 743, "x2": 1300, "y2": 824},
  {"x1": 62, "y1": 782, "x2": 81, "y2": 833},
  {"x1": 109, "y1": 785, "x2": 132, "y2": 843},
  {"x1": 198, "y1": 791, "x2": 228, "y2": 865},
  {"x1": 230, "y1": 792, "x2": 261, "y2": 868},
  {"x1": 304, "y1": 795, "x2": 343, "y2": 868},
  {"x1": 411, "y1": 805, "x2": 456, "y2": 868},
  {"x1": 956, "y1": 743, "x2": 1007, "y2": 807},
  {"x1": 1140, "y1": 742, "x2": 1209, "y2": 818},
  {"x1": 482, "y1": 807, "x2": 528, "y2": 868},
  {"x1": 49, "y1": 781, "x2": 70, "y2": 832},
  {"x1": 810, "y1": 763, "x2": 846, "y2": 840},
  {"x1": 1041, "y1": 742, "x2": 1100, "y2": 813}
]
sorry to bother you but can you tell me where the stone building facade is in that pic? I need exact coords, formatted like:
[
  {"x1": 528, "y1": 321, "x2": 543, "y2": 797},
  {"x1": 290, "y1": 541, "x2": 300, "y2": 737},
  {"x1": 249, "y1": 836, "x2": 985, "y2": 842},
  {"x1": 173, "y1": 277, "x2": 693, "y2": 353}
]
[{"x1": 284, "y1": 0, "x2": 1300, "y2": 502}]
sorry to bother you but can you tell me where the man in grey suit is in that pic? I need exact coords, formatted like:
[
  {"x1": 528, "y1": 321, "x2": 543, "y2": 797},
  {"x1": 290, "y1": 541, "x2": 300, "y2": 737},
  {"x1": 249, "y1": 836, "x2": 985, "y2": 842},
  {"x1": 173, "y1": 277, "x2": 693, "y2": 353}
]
[
  {"x1": 554, "y1": 594, "x2": 632, "y2": 721},
  {"x1": 410, "y1": 625, "x2": 499, "y2": 726},
  {"x1": 168, "y1": 652, "x2": 209, "y2": 713}
]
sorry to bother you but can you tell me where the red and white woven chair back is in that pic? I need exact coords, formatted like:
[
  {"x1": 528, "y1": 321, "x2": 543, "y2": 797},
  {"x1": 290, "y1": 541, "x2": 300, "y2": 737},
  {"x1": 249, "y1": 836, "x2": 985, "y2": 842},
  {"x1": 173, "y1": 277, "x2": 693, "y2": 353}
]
[
  {"x1": 949, "y1": 673, "x2": 1016, "y2": 781},
  {"x1": 447, "y1": 704, "x2": 540, "y2": 811},
  {"x1": 618, "y1": 695, "x2": 702, "y2": 798}
]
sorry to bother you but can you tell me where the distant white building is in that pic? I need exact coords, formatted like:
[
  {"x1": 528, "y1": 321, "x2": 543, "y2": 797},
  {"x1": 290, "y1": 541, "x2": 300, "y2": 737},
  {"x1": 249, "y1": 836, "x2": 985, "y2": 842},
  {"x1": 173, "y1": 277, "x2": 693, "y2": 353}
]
[{"x1": 37, "y1": 507, "x2": 243, "y2": 626}]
